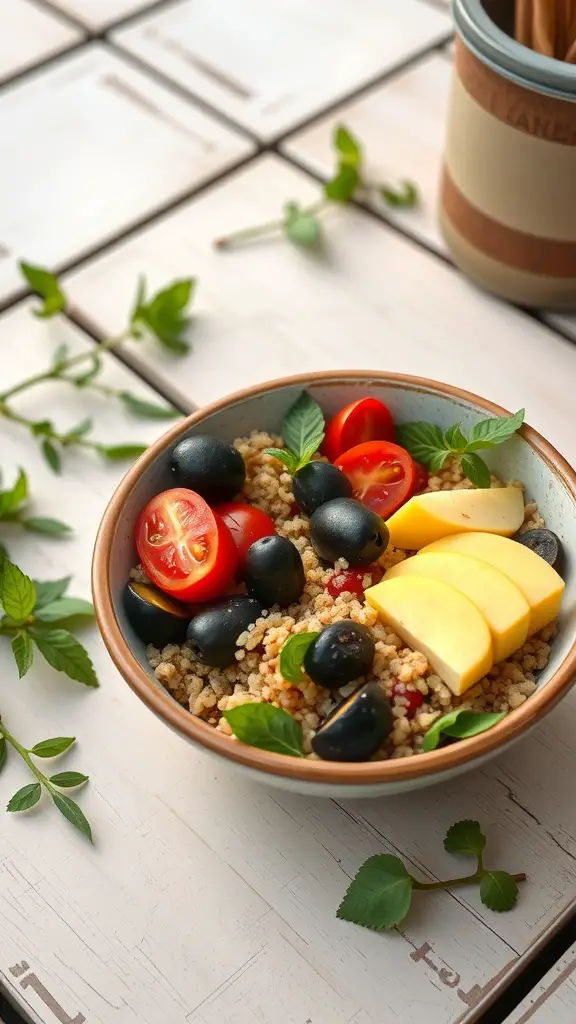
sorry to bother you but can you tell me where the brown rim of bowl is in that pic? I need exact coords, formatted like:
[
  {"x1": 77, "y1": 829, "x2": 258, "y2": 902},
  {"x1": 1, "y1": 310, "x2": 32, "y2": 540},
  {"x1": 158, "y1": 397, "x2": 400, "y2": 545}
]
[{"x1": 92, "y1": 370, "x2": 576, "y2": 787}]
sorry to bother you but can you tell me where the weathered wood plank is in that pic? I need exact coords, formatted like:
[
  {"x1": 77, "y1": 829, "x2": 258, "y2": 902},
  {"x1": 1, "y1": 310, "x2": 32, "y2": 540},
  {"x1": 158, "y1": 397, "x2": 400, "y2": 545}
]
[{"x1": 0, "y1": 0, "x2": 81, "y2": 83}]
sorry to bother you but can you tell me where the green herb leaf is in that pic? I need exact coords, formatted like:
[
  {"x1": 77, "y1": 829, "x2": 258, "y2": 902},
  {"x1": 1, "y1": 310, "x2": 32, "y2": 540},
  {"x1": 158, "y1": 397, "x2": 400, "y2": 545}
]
[
  {"x1": 31, "y1": 736, "x2": 75, "y2": 758},
  {"x1": 41, "y1": 438, "x2": 61, "y2": 474},
  {"x1": 380, "y1": 181, "x2": 419, "y2": 209},
  {"x1": 444, "y1": 820, "x2": 486, "y2": 857},
  {"x1": 73, "y1": 354, "x2": 102, "y2": 388},
  {"x1": 0, "y1": 468, "x2": 28, "y2": 517},
  {"x1": 0, "y1": 737, "x2": 6, "y2": 775},
  {"x1": 263, "y1": 448, "x2": 300, "y2": 473},
  {"x1": 23, "y1": 517, "x2": 73, "y2": 536},
  {"x1": 223, "y1": 703, "x2": 304, "y2": 757},
  {"x1": 20, "y1": 262, "x2": 66, "y2": 319},
  {"x1": 66, "y1": 418, "x2": 93, "y2": 439},
  {"x1": 279, "y1": 632, "x2": 319, "y2": 684},
  {"x1": 12, "y1": 632, "x2": 34, "y2": 678},
  {"x1": 0, "y1": 542, "x2": 7, "y2": 569},
  {"x1": 283, "y1": 203, "x2": 321, "y2": 248},
  {"x1": 99, "y1": 444, "x2": 148, "y2": 463},
  {"x1": 422, "y1": 710, "x2": 506, "y2": 753},
  {"x1": 33, "y1": 577, "x2": 71, "y2": 608},
  {"x1": 324, "y1": 165, "x2": 359, "y2": 202},
  {"x1": 52, "y1": 791, "x2": 93, "y2": 842},
  {"x1": 131, "y1": 277, "x2": 195, "y2": 354},
  {"x1": 0, "y1": 560, "x2": 36, "y2": 620},
  {"x1": 337, "y1": 855, "x2": 413, "y2": 930},
  {"x1": 34, "y1": 596, "x2": 94, "y2": 623},
  {"x1": 51, "y1": 343, "x2": 69, "y2": 371},
  {"x1": 468, "y1": 409, "x2": 525, "y2": 449},
  {"x1": 396, "y1": 422, "x2": 447, "y2": 467},
  {"x1": 49, "y1": 771, "x2": 89, "y2": 789},
  {"x1": 32, "y1": 419, "x2": 54, "y2": 437},
  {"x1": 31, "y1": 629, "x2": 98, "y2": 687},
  {"x1": 480, "y1": 871, "x2": 519, "y2": 912},
  {"x1": 7, "y1": 782, "x2": 41, "y2": 812},
  {"x1": 334, "y1": 124, "x2": 362, "y2": 168},
  {"x1": 461, "y1": 453, "x2": 491, "y2": 489},
  {"x1": 444, "y1": 423, "x2": 469, "y2": 451},
  {"x1": 282, "y1": 392, "x2": 325, "y2": 464},
  {"x1": 119, "y1": 392, "x2": 180, "y2": 420}
]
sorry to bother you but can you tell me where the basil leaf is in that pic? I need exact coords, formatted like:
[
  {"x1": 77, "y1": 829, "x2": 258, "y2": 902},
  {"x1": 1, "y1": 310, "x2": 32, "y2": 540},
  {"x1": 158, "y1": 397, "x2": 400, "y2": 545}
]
[
  {"x1": 34, "y1": 597, "x2": 94, "y2": 623},
  {"x1": 468, "y1": 409, "x2": 525, "y2": 449},
  {"x1": 279, "y1": 632, "x2": 319, "y2": 684},
  {"x1": 12, "y1": 632, "x2": 34, "y2": 678},
  {"x1": 444, "y1": 819, "x2": 486, "y2": 856},
  {"x1": 41, "y1": 438, "x2": 61, "y2": 473},
  {"x1": 0, "y1": 737, "x2": 6, "y2": 775},
  {"x1": 52, "y1": 792, "x2": 93, "y2": 842},
  {"x1": 337, "y1": 855, "x2": 413, "y2": 930},
  {"x1": 49, "y1": 771, "x2": 88, "y2": 789},
  {"x1": 19, "y1": 262, "x2": 66, "y2": 319},
  {"x1": 119, "y1": 392, "x2": 180, "y2": 420},
  {"x1": 380, "y1": 181, "x2": 419, "y2": 209},
  {"x1": 0, "y1": 561, "x2": 36, "y2": 620},
  {"x1": 33, "y1": 577, "x2": 71, "y2": 608},
  {"x1": 31, "y1": 736, "x2": 75, "y2": 757},
  {"x1": 324, "y1": 165, "x2": 359, "y2": 202},
  {"x1": 282, "y1": 392, "x2": 325, "y2": 463},
  {"x1": 23, "y1": 517, "x2": 72, "y2": 536},
  {"x1": 7, "y1": 783, "x2": 41, "y2": 812},
  {"x1": 334, "y1": 124, "x2": 362, "y2": 168},
  {"x1": 223, "y1": 703, "x2": 304, "y2": 757},
  {"x1": 31, "y1": 629, "x2": 98, "y2": 687},
  {"x1": 396, "y1": 422, "x2": 446, "y2": 467},
  {"x1": 263, "y1": 448, "x2": 299, "y2": 474},
  {"x1": 423, "y1": 710, "x2": 506, "y2": 753},
  {"x1": 99, "y1": 444, "x2": 148, "y2": 462},
  {"x1": 444, "y1": 423, "x2": 469, "y2": 451},
  {"x1": 480, "y1": 871, "x2": 519, "y2": 912},
  {"x1": 461, "y1": 453, "x2": 491, "y2": 489}
]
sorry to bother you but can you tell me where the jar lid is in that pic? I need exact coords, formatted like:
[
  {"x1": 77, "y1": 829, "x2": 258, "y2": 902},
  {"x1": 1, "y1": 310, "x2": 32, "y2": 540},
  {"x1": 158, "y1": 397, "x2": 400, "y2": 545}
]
[{"x1": 453, "y1": 0, "x2": 576, "y2": 101}]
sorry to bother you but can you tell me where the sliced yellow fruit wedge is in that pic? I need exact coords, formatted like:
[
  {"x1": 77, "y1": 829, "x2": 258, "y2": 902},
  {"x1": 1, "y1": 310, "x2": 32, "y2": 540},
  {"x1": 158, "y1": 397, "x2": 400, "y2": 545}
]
[{"x1": 385, "y1": 486, "x2": 525, "y2": 551}]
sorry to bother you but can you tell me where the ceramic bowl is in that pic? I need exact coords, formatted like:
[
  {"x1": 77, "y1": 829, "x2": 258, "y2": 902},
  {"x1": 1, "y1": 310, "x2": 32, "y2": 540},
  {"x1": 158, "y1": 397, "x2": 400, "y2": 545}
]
[{"x1": 92, "y1": 372, "x2": 576, "y2": 797}]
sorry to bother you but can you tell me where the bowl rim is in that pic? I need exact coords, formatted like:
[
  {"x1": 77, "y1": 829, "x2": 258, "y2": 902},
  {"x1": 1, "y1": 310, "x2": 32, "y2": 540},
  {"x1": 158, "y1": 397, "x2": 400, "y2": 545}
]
[{"x1": 92, "y1": 370, "x2": 576, "y2": 787}]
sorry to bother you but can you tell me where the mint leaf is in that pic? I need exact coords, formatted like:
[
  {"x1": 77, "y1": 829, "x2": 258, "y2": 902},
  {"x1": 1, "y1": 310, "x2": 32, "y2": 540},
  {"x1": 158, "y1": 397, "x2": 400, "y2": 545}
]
[
  {"x1": 324, "y1": 165, "x2": 359, "y2": 202},
  {"x1": 7, "y1": 783, "x2": 41, "y2": 812},
  {"x1": 51, "y1": 343, "x2": 69, "y2": 371},
  {"x1": 282, "y1": 392, "x2": 325, "y2": 464},
  {"x1": 33, "y1": 577, "x2": 71, "y2": 608},
  {"x1": 396, "y1": 422, "x2": 446, "y2": 467},
  {"x1": 423, "y1": 710, "x2": 506, "y2": 753},
  {"x1": 12, "y1": 632, "x2": 34, "y2": 678},
  {"x1": 99, "y1": 444, "x2": 148, "y2": 462},
  {"x1": 49, "y1": 771, "x2": 88, "y2": 788},
  {"x1": 31, "y1": 629, "x2": 98, "y2": 687},
  {"x1": 66, "y1": 418, "x2": 93, "y2": 439},
  {"x1": 337, "y1": 855, "x2": 413, "y2": 930},
  {"x1": 0, "y1": 737, "x2": 6, "y2": 775},
  {"x1": 461, "y1": 453, "x2": 491, "y2": 489},
  {"x1": 480, "y1": 871, "x2": 519, "y2": 912},
  {"x1": 20, "y1": 262, "x2": 66, "y2": 319},
  {"x1": 31, "y1": 736, "x2": 75, "y2": 757},
  {"x1": 283, "y1": 203, "x2": 321, "y2": 247},
  {"x1": 263, "y1": 448, "x2": 299, "y2": 474},
  {"x1": 380, "y1": 181, "x2": 418, "y2": 209},
  {"x1": 119, "y1": 392, "x2": 180, "y2": 420},
  {"x1": 444, "y1": 820, "x2": 486, "y2": 856},
  {"x1": 279, "y1": 632, "x2": 319, "y2": 684},
  {"x1": 23, "y1": 517, "x2": 72, "y2": 536},
  {"x1": 428, "y1": 449, "x2": 452, "y2": 474},
  {"x1": 52, "y1": 792, "x2": 93, "y2": 842},
  {"x1": 468, "y1": 409, "x2": 525, "y2": 449},
  {"x1": 34, "y1": 596, "x2": 94, "y2": 623},
  {"x1": 334, "y1": 124, "x2": 362, "y2": 168},
  {"x1": 131, "y1": 277, "x2": 195, "y2": 354},
  {"x1": 0, "y1": 468, "x2": 28, "y2": 517},
  {"x1": 41, "y1": 438, "x2": 61, "y2": 474},
  {"x1": 444, "y1": 423, "x2": 469, "y2": 451},
  {"x1": 73, "y1": 354, "x2": 102, "y2": 388},
  {"x1": 223, "y1": 703, "x2": 304, "y2": 757},
  {"x1": 0, "y1": 560, "x2": 36, "y2": 619}
]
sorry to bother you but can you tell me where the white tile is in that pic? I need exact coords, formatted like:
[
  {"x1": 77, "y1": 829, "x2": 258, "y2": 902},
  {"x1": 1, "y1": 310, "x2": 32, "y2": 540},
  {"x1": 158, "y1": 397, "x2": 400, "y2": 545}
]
[
  {"x1": 0, "y1": 0, "x2": 81, "y2": 83},
  {"x1": 284, "y1": 53, "x2": 453, "y2": 254},
  {"x1": 47, "y1": 0, "x2": 156, "y2": 31},
  {"x1": 113, "y1": 0, "x2": 452, "y2": 140},
  {"x1": 505, "y1": 940, "x2": 576, "y2": 1023},
  {"x1": 0, "y1": 43, "x2": 252, "y2": 304}
]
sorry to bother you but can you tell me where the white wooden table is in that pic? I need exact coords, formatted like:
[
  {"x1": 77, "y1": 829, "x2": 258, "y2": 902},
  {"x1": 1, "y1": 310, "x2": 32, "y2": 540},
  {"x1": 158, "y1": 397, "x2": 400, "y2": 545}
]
[{"x1": 1, "y1": 2, "x2": 575, "y2": 1023}]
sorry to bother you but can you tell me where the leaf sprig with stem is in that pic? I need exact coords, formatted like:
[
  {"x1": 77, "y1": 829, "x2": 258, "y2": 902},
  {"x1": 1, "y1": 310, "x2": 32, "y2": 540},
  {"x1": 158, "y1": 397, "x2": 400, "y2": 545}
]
[
  {"x1": 0, "y1": 467, "x2": 71, "y2": 554},
  {"x1": 1, "y1": 263, "x2": 194, "y2": 473},
  {"x1": 214, "y1": 124, "x2": 419, "y2": 251}
]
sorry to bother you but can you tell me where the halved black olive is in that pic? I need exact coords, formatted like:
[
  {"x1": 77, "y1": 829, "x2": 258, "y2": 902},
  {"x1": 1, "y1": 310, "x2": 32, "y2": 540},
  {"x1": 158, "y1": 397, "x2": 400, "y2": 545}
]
[
  {"x1": 304, "y1": 621, "x2": 375, "y2": 690},
  {"x1": 123, "y1": 582, "x2": 190, "y2": 647},
  {"x1": 311, "y1": 682, "x2": 393, "y2": 762},
  {"x1": 171, "y1": 435, "x2": 246, "y2": 503},
  {"x1": 515, "y1": 528, "x2": 562, "y2": 569},
  {"x1": 186, "y1": 596, "x2": 263, "y2": 668}
]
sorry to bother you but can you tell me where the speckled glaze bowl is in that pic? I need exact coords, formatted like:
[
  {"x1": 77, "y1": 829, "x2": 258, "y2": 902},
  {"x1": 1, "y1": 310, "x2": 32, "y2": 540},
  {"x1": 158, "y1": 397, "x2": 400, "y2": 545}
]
[{"x1": 92, "y1": 372, "x2": 576, "y2": 797}]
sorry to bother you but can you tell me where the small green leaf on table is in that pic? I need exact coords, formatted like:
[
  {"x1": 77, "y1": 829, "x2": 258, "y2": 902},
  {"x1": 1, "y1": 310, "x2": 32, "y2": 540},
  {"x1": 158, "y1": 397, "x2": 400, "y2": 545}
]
[
  {"x1": 283, "y1": 203, "x2": 321, "y2": 247},
  {"x1": 41, "y1": 438, "x2": 61, "y2": 474},
  {"x1": 324, "y1": 165, "x2": 359, "y2": 202},
  {"x1": 480, "y1": 871, "x2": 519, "y2": 912},
  {"x1": 32, "y1": 629, "x2": 98, "y2": 687},
  {"x1": 334, "y1": 124, "x2": 362, "y2": 168},
  {"x1": 444, "y1": 820, "x2": 486, "y2": 856},
  {"x1": 31, "y1": 736, "x2": 76, "y2": 758},
  {"x1": 119, "y1": 391, "x2": 180, "y2": 419},
  {"x1": 52, "y1": 791, "x2": 93, "y2": 842},
  {"x1": 99, "y1": 444, "x2": 148, "y2": 463},
  {"x1": 279, "y1": 632, "x2": 319, "y2": 684},
  {"x1": 0, "y1": 737, "x2": 7, "y2": 774},
  {"x1": 34, "y1": 596, "x2": 94, "y2": 623},
  {"x1": 223, "y1": 703, "x2": 304, "y2": 758},
  {"x1": 23, "y1": 517, "x2": 72, "y2": 536},
  {"x1": 0, "y1": 560, "x2": 36, "y2": 620},
  {"x1": 73, "y1": 354, "x2": 102, "y2": 388},
  {"x1": 422, "y1": 710, "x2": 506, "y2": 753},
  {"x1": 337, "y1": 855, "x2": 413, "y2": 930},
  {"x1": 7, "y1": 782, "x2": 42, "y2": 812},
  {"x1": 20, "y1": 262, "x2": 66, "y2": 319},
  {"x1": 380, "y1": 182, "x2": 419, "y2": 209},
  {"x1": 66, "y1": 418, "x2": 94, "y2": 439},
  {"x1": 131, "y1": 276, "x2": 195, "y2": 354},
  {"x1": 12, "y1": 632, "x2": 34, "y2": 678},
  {"x1": 0, "y1": 468, "x2": 28, "y2": 517},
  {"x1": 33, "y1": 577, "x2": 71, "y2": 609},
  {"x1": 49, "y1": 771, "x2": 89, "y2": 789},
  {"x1": 51, "y1": 343, "x2": 70, "y2": 371}
]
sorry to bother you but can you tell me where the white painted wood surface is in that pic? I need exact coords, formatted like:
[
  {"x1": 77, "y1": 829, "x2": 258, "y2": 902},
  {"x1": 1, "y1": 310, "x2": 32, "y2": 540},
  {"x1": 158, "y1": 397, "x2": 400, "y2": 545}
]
[
  {"x1": 505, "y1": 943, "x2": 576, "y2": 1022},
  {"x1": 46, "y1": 0, "x2": 156, "y2": 31},
  {"x1": 0, "y1": 43, "x2": 252, "y2": 305},
  {"x1": 0, "y1": 0, "x2": 81, "y2": 83},
  {"x1": 112, "y1": 0, "x2": 452, "y2": 140}
]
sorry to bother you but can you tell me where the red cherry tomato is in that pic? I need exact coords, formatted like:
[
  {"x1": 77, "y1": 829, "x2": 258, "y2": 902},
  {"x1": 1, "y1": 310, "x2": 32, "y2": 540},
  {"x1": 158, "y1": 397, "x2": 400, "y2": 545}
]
[
  {"x1": 327, "y1": 567, "x2": 381, "y2": 598},
  {"x1": 336, "y1": 441, "x2": 416, "y2": 519},
  {"x1": 413, "y1": 461, "x2": 429, "y2": 495},
  {"x1": 214, "y1": 502, "x2": 276, "y2": 570},
  {"x1": 136, "y1": 488, "x2": 238, "y2": 603},
  {"x1": 323, "y1": 398, "x2": 394, "y2": 463},
  {"x1": 392, "y1": 681, "x2": 423, "y2": 718}
]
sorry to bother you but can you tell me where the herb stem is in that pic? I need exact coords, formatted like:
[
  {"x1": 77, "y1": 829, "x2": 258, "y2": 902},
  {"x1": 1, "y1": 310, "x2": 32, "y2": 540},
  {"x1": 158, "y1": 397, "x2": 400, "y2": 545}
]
[
  {"x1": 412, "y1": 871, "x2": 526, "y2": 892},
  {"x1": 0, "y1": 404, "x2": 103, "y2": 454},
  {"x1": 214, "y1": 199, "x2": 329, "y2": 250},
  {"x1": 0, "y1": 331, "x2": 129, "y2": 403},
  {"x1": 0, "y1": 720, "x2": 52, "y2": 792}
]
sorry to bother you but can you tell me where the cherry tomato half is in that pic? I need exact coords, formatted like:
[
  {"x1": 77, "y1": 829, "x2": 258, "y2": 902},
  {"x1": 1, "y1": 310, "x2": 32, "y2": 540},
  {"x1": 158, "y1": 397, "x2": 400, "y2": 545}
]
[
  {"x1": 214, "y1": 502, "x2": 276, "y2": 571},
  {"x1": 412, "y1": 461, "x2": 429, "y2": 495},
  {"x1": 323, "y1": 398, "x2": 394, "y2": 463},
  {"x1": 136, "y1": 488, "x2": 238, "y2": 603},
  {"x1": 336, "y1": 441, "x2": 416, "y2": 519}
]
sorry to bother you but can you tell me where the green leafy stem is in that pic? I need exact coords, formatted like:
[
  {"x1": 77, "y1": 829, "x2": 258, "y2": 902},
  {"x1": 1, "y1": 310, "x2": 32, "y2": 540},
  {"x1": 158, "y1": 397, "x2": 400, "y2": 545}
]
[{"x1": 214, "y1": 124, "x2": 418, "y2": 251}]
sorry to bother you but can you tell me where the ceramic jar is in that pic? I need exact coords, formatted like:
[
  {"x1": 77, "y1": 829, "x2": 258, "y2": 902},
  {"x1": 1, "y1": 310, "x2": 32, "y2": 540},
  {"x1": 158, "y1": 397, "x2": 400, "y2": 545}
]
[{"x1": 441, "y1": 0, "x2": 576, "y2": 309}]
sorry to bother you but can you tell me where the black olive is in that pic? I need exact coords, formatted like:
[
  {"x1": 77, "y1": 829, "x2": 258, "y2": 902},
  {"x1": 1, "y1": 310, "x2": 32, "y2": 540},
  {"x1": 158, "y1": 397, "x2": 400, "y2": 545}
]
[
  {"x1": 292, "y1": 462, "x2": 353, "y2": 517},
  {"x1": 304, "y1": 620, "x2": 375, "y2": 690},
  {"x1": 245, "y1": 536, "x2": 305, "y2": 608},
  {"x1": 311, "y1": 683, "x2": 393, "y2": 761},
  {"x1": 123, "y1": 582, "x2": 190, "y2": 648},
  {"x1": 515, "y1": 528, "x2": 562, "y2": 568},
  {"x1": 310, "y1": 498, "x2": 389, "y2": 566},
  {"x1": 171, "y1": 435, "x2": 246, "y2": 503},
  {"x1": 186, "y1": 597, "x2": 263, "y2": 668}
]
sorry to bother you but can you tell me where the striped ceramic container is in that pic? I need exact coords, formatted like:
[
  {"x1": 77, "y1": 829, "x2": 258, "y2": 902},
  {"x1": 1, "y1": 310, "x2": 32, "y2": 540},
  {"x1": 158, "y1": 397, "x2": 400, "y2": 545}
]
[{"x1": 442, "y1": 0, "x2": 576, "y2": 309}]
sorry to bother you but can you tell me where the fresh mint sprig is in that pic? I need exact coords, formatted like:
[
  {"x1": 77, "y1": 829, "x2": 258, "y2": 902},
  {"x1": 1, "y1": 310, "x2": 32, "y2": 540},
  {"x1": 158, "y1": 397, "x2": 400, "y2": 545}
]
[
  {"x1": 337, "y1": 820, "x2": 525, "y2": 931},
  {"x1": 0, "y1": 467, "x2": 71, "y2": 542},
  {"x1": 396, "y1": 409, "x2": 525, "y2": 488},
  {"x1": 213, "y1": 123, "x2": 419, "y2": 250},
  {"x1": 264, "y1": 391, "x2": 325, "y2": 475}
]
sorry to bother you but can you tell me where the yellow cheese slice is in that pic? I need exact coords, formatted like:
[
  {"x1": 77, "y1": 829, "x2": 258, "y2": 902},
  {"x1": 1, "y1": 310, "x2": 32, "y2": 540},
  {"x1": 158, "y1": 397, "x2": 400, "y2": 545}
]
[
  {"x1": 385, "y1": 551, "x2": 530, "y2": 662},
  {"x1": 385, "y1": 486, "x2": 525, "y2": 551},
  {"x1": 365, "y1": 576, "x2": 493, "y2": 696},
  {"x1": 422, "y1": 532, "x2": 564, "y2": 634}
]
